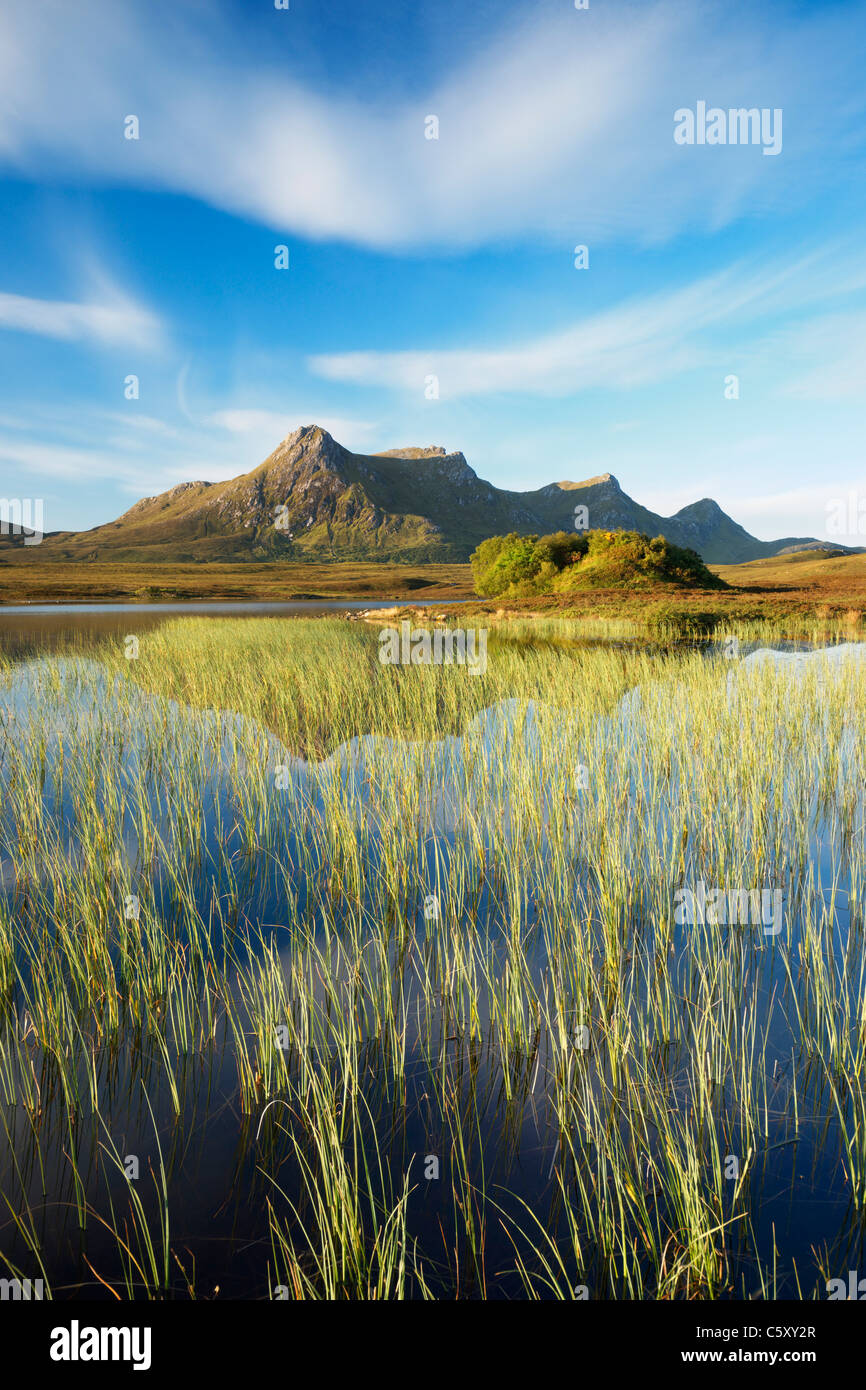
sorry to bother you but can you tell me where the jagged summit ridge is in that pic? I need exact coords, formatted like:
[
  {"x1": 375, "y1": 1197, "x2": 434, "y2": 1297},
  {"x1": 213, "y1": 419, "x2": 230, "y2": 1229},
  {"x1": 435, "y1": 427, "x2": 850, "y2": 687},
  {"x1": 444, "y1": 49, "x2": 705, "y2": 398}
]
[{"x1": 20, "y1": 424, "x2": 851, "y2": 566}]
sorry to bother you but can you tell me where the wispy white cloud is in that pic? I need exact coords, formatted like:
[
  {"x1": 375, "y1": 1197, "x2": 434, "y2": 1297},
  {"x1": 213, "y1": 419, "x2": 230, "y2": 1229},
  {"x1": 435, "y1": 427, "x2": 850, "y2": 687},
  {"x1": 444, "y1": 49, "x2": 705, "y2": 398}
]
[
  {"x1": 0, "y1": 402, "x2": 380, "y2": 498},
  {"x1": 729, "y1": 482, "x2": 866, "y2": 542},
  {"x1": 0, "y1": 436, "x2": 148, "y2": 485},
  {"x1": 309, "y1": 249, "x2": 866, "y2": 398},
  {"x1": 102, "y1": 413, "x2": 180, "y2": 437},
  {"x1": 0, "y1": 288, "x2": 163, "y2": 349},
  {"x1": 0, "y1": 431, "x2": 246, "y2": 494},
  {"x1": 210, "y1": 409, "x2": 376, "y2": 444},
  {"x1": 762, "y1": 311, "x2": 866, "y2": 400},
  {"x1": 0, "y1": 0, "x2": 862, "y2": 251}
]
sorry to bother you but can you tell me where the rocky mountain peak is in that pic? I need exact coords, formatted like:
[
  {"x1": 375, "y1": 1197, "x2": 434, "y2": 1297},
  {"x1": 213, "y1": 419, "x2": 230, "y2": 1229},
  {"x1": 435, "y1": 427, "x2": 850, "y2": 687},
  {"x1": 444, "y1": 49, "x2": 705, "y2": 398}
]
[
  {"x1": 675, "y1": 497, "x2": 725, "y2": 518},
  {"x1": 39, "y1": 425, "x2": 843, "y2": 567}
]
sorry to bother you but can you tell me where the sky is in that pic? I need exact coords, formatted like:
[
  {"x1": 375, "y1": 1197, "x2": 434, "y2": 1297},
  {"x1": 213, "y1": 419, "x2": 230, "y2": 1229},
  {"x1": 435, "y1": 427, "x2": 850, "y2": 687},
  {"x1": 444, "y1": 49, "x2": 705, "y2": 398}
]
[{"x1": 0, "y1": 0, "x2": 865, "y2": 542}]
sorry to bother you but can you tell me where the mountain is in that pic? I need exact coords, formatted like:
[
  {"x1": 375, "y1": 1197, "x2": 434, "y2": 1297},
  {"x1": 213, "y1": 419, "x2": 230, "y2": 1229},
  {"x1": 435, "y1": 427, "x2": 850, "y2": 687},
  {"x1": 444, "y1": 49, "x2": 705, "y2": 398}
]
[{"x1": 5, "y1": 424, "x2": 857, "y2": 566}]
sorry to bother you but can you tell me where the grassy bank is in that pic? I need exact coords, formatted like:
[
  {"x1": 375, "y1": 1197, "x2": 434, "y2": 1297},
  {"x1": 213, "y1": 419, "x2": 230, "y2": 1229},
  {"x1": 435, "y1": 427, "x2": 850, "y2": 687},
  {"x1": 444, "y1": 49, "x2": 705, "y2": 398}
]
[
  {"x1": 0, "y1": 559, "x2": 475, "y2": 605},
  {"x1": 2, "y1": 551, "x2": 864, "y2": 642},
  {"x1": 453, "y1": 551, "x2": 866, "y2": 640}
]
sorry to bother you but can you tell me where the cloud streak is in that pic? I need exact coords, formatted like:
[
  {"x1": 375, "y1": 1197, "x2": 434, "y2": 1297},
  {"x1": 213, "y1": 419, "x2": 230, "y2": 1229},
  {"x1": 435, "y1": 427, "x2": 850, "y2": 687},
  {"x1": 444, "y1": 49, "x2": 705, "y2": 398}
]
[
  {"x1": 0, "y1": 0, "x2": 863, "y2": 251},
  {"x1": 210, "y1": 409, "x2": 376, "y2": 444},
  {"x1": 0, "y1": 289, "x2": 163, "y2": 349},
  {"x1": 309, "y1": 249, "x2": 866, "y2": 398}
]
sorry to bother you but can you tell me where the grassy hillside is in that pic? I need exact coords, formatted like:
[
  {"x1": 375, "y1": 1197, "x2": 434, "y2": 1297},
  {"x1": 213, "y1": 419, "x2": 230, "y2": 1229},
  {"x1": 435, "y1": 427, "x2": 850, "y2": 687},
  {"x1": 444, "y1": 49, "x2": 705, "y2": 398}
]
[{"x1": 711, "y1": 548, "x2": 866, "y2": 594}]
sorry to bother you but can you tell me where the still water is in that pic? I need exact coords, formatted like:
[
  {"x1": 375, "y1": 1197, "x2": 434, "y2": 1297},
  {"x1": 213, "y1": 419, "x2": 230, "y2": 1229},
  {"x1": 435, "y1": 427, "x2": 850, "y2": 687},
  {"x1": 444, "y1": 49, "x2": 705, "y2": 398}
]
[
  {"x1": 0, "y1": 599, "x2": 464, "y2": 659},
  {"x1": 0, "y1": 616, "x2": 864, "y2": 1299}
]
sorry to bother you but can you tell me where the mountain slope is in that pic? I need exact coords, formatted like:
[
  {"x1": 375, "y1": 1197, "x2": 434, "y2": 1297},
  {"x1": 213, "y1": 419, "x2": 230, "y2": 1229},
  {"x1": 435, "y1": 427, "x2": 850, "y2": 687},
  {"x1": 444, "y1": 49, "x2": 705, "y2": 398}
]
[{"x1": 6, "y1": 424, "x2": 855, "y2": 565}]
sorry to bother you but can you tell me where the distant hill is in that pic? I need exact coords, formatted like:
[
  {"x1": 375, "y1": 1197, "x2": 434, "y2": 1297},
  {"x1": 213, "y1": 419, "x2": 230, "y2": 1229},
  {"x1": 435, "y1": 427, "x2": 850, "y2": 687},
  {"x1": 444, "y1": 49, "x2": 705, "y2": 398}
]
[
  {"x1": 712, "y1": 548, "x2": 866, "y2": 586},
  {"x1": 3, "y1": 424, "x2": 859, "y2": 566}
]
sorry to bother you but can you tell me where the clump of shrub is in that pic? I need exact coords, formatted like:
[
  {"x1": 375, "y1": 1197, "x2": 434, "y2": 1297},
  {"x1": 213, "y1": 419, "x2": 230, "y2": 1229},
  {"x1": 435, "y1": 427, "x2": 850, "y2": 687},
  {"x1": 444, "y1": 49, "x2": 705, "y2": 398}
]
[
  {"x1": 645, "y1": 604, "x2": 722, "y2": 639},
  {"x1": 469, "y1": 531, "x2": 584, "y2": 598},
  {"x1": 470, "y1": 529, "x2": 726, "y2": 598}
]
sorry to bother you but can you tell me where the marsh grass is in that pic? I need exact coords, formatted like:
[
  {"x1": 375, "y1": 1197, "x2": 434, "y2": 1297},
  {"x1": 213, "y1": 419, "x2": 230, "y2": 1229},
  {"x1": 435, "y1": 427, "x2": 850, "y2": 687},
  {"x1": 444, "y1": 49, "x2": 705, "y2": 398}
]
[{"x1": 0, "y1": 617, "x2": 863, "y2": 1298}]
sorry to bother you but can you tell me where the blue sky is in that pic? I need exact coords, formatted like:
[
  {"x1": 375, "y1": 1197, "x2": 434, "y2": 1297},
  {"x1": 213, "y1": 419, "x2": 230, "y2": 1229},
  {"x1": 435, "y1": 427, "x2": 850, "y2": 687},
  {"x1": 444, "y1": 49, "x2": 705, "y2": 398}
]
[{"x1": 0, "y1": 0, "x2": 865, "y2": 541}]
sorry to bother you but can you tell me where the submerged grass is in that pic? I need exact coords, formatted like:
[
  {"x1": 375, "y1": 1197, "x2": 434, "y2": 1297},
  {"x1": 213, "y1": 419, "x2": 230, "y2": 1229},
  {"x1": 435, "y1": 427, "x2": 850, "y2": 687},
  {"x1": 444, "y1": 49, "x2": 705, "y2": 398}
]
[{"x1": 0, "y1": 616, "x2": 863, "y2": 1299}]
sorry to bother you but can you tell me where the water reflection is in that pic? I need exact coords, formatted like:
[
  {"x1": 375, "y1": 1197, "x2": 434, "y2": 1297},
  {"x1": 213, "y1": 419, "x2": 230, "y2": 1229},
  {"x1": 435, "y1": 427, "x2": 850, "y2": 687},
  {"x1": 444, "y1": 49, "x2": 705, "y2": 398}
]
[{"x1": 0, "y1": 643, "x2": 864, "y2": 1299}]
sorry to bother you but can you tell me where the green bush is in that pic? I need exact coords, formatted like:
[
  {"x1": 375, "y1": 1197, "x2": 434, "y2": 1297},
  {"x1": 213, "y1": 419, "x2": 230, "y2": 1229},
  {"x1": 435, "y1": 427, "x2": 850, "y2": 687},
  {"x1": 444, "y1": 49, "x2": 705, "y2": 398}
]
[
  {"x1": 645, "y1": 605, "x2": 722, "y2": 639},
  {"x1": 469, "y1": 531, "x2": 587, "y2": 598},
  {"x1": 470, "y1": 528, "x2": 726, "y2": 598}
]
